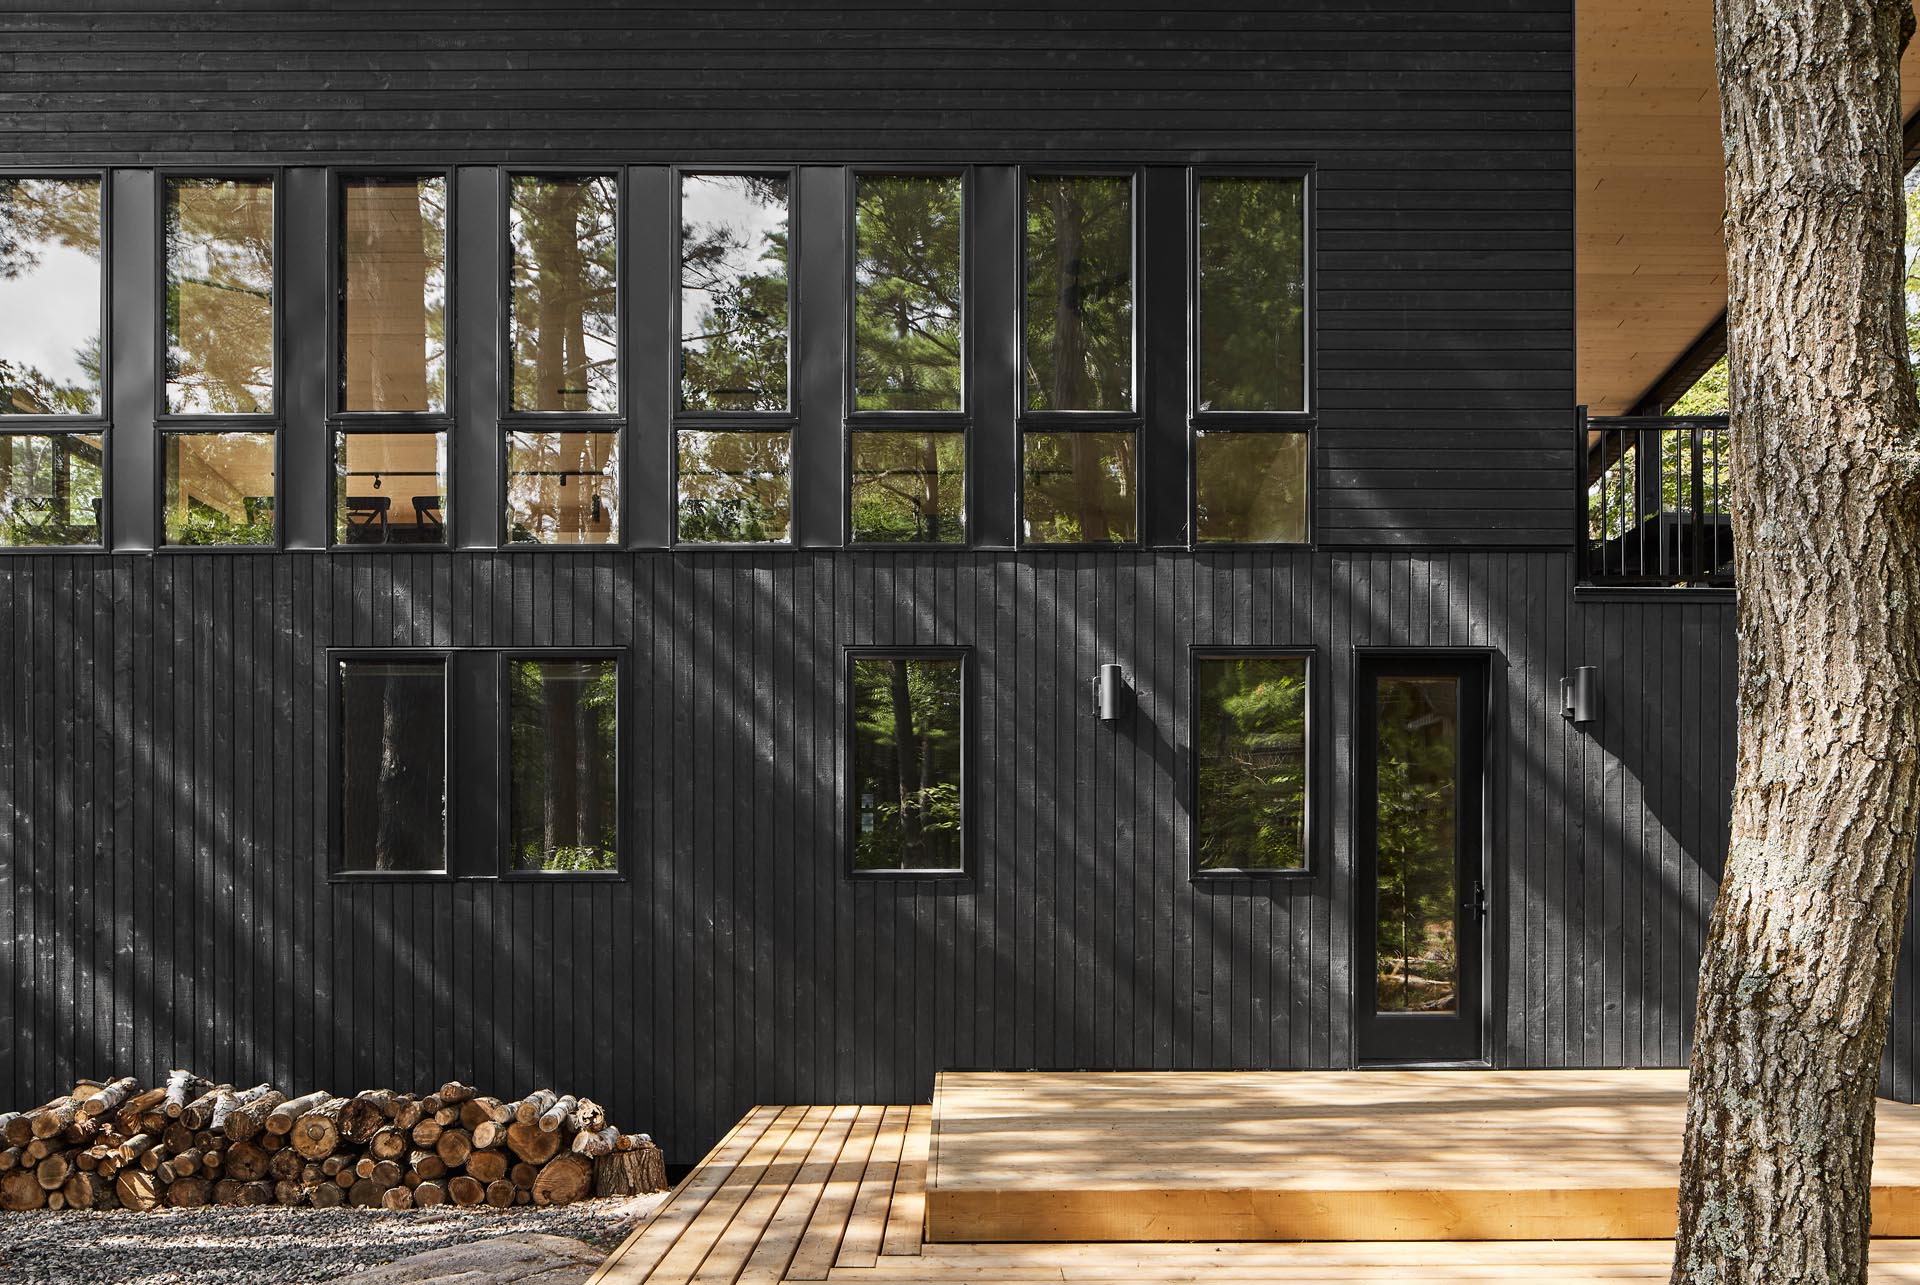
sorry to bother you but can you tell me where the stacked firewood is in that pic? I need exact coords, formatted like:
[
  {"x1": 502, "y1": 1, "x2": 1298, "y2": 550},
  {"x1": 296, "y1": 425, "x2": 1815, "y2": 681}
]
[{"x1": 0, "y1": 1073, "x2": 665, "y2": 1213}]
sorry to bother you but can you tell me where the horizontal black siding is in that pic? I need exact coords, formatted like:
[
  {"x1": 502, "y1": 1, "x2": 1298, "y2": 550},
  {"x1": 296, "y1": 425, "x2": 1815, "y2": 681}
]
[
  {"x1": 0, "y1": 0, "x2": 1574, "y2": 548},
  {"x1": 0, "y1": 549, "x2": 1792, "y2": 1160}
]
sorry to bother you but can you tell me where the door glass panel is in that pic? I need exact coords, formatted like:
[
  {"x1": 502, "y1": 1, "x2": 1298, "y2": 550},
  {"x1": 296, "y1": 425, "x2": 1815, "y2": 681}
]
[{"x1": 1373, "y1": 676, "x2": 1459, "y2": 1015}]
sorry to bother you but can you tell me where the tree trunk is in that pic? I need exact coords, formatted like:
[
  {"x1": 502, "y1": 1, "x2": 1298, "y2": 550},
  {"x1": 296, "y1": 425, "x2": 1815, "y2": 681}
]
[{"x1": 1675, "y1": 2, "x2": 1920, "y2": 1281}]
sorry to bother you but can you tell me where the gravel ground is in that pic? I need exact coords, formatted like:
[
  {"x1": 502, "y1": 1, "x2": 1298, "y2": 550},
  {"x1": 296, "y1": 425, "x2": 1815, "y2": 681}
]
[{"x1": 0, "y1": 1194, "x2": 668, "y2": 1285}]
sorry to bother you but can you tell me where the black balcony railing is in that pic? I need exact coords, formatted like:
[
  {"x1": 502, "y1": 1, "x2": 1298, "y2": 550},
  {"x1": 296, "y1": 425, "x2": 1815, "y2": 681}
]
[{"x1": 1579, "y1": 413, "x2": 1732, "y2": 587}]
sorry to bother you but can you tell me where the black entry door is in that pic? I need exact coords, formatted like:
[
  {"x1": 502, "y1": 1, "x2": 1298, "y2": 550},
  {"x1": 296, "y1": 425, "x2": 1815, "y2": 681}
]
[{"x1": 1355, "y1": 656, "x2": 1487, "y2": 1063}]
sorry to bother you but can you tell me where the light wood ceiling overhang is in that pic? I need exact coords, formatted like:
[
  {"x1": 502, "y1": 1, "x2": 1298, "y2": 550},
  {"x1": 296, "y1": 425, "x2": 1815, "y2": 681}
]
[{"x1": 1577, "y1": 1, "x2": 1920, "y2": 416}]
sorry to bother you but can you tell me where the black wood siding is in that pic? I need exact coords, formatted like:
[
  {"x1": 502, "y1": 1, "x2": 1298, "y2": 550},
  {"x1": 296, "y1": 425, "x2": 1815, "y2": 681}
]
[
  {"x1": 0, "y1": 549, "x2": 1788, "y2": 1161},
  {"x1": 0, "y1": 0, "x2": 1575, "y2": 548}
]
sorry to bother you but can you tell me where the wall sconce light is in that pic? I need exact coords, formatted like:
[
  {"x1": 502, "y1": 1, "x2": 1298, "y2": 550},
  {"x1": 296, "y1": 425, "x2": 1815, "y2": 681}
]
[
  {"x1": 1095, "y1": 663, "x2": 1129, "y2": 722},
  {"x1": 1561, "y1": 666, "x2": 1599, "y2": 727}
]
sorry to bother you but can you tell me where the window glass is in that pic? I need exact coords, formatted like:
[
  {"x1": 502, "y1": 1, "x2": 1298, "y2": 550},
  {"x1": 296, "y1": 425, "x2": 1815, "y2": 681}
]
[
  {"x1": 505, "y1": 430, "x2": 618, "y2": 544},
  {"x1": 680, "y1": 174, "x2": 789, "y2": 411},
  {"x1": 341, "y1": 176, "x2": 447, "y2": 412},
  {"x1": 0, "y1": 176, "x2": 103, "y2": 415},
  {"x1": 1374, "y1": 674, "x2": 1461, "y2": 1011},
  {"x1": 1194, "y1": 431, "x2": 1307, "y2": 544},
  {"x1": 1021, "y1": 430, "x2": 1135, "y2": 545},
  {"x1": 508, "y1": 174, "x2": 618, "y2": 412},
  {"x1": 162, "y1": 431, "x2": 275, "y2": 546},
  {"x1": 510, "y1": 658, "x2": 618, "y2": 872},
  {"x1": 850, "y1": 430, "x2": 965, "y2": 544},
  {"x1": 338, "y1": 659, "x2": 447, "y2": 872},
  {"x1": 165, "y1": 177, "x2": 275, "y2": 414},
  {"x1": 0, "y1": 433, "x2": 103, "y2": 546},
  {"x1": 1196, "y1": 655, "x2": 1308, "y2": 872},
  {"x1": 334, "y1": 432, "x2": 448, "y2": 545},
  {"x1": 853, "y1": 174, "x2": 963, "y2": 412},
  {"x1": 852, "y1": 655, "x2": 964, "y2": 873},
  {"x1": 676, "y1": 429, "x2": 791, "y2": 544},
  {"x1": 1195, "y1": 176, "x2": 1306, "y2": 412},
  {"x1": 1025, "y1": 175, "x2": 1132, "y2": 411}
]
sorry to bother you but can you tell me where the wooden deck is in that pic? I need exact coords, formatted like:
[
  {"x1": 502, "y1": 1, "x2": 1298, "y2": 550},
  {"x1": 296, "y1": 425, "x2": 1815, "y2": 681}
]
[
  {"x1": 928, "y1": 1070, "x2": 1920, "y2": 1242},
  {"x1": 591, "y1": 1084, "x2": 1920, "y2": 1283}
]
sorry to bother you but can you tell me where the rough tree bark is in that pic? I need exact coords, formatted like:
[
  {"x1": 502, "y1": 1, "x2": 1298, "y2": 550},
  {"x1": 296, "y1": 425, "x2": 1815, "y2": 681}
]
[{"x1": 1674, "y1": 1, "x2": 1920, "y2": 1281}]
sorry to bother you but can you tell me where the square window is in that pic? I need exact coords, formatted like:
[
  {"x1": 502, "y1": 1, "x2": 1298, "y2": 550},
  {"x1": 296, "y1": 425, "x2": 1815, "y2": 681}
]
[
  {"x1": 162, "y1": 431, "x2": 275, "y2": 546},
  {"x1": 677, "y1": 429, "x2": 791, "y2": 544},
  {"x1": 1022, "y1": 430, "x2": 1136, "y2": 545},
  {"x1": 334, "y1": 432, "x2": 448, "y2": 546},
  {"x1": 0, "y1": 433, "x2": 102, "y2": 546},
  {"x1": 850, "y1": 430, "x2": 965, "y2": 544},
  {"x1": 505, "y1": 430, "x2": 619, "y2": 544},
  {"x1": 1194, "y1": 431, "x2": 1307, "y2": 544}
]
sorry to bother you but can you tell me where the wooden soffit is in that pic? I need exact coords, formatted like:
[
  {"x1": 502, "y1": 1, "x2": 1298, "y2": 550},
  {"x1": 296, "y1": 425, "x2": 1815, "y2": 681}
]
[{"x1": 1578, "y1": 1, "x2": 1920, "y2": 415}]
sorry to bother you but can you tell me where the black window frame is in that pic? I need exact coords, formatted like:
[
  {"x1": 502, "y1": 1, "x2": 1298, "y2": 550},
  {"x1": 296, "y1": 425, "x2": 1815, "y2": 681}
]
[
  {"x1": 155, "y1": 168, "x2": 285, "y2": 550},
  {"x1": 498, "y1": 647, "x2": 627, "y2": 882},
  {"x1": 1188, "y1": 645, "x2": 1317, "y2": 881},
  {"x1": 498, "y1": 168, "x2": 626, "y2": 551},
  {"x1": 670, "y1": 165, "x2": 800, "y2": 549},
  {"x1": 845, "y1": 644, "x2": 972, "y2": 881},
  {"x1": 1186, "y1": 165, "x2": 1315, "y2": 551},
  {"x1": 328, "y1": 645, "x2": 628, "y2": 882},
  {"x1": 845, "y1": 167, "x2": 972, "y2": 549},
  {"x1": 327, "y1": 167, "x2": 458, "y2": 552}
]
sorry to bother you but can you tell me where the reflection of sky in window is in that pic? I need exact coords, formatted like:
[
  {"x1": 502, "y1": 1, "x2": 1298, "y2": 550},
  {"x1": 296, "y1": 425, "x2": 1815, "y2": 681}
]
[
  {"x1": 680, "y1": 174, "x2": 786, "y2": 346},
  {"x1": 0, "y1": 215, "x2": 100, "y2": 399}
]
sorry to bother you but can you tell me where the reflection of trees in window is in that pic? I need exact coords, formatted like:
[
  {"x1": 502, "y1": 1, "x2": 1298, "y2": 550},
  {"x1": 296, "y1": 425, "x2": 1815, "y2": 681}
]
[
  {"x1": 680, "y1": 175, "x2": 788, "y2": 411},
  {"x1": 1373, "y1": 677, "x2": 1459, "y2": 1014},
  {"x1": 1196, "y1": 176, "x2": 1305, "y2": 412},
  {"x1": 0, "y1": 433, "x2": 103, "y2": 546},
  {"x1": 165, "y1": 178, "x2": 275, "y2": 415},
  {"x1": 162, "y1": 431, "x2": 275, "y2": 546},
  {"x1": 852, "y1": 655, "x2": 964, "y2": 872},
  {"x1": 510, "y1": 659, "x2": 617, "y2": 872},
  {"x1": 338, "y1": 660, "x2": 447, "y2": 872},
  {"x1": 505, "y1": 430, "x2": 618, "y2": 544},
  {"x1": 677, "y1": 430, "x2": 790, "y2": 543},
  {"x1": 1022, "y1": 430, "x2": 1135, "y2": 544},
  {"x1": 850, "y1": 431, "x2": 965, "y2": 543},
  {"x1": 1195, "y1": 657, "x2": 1307, "y2": 871},
  {"x1": 1025, "y1": 176, "x2": 1132, "y2": 411},
  {"x1": 854, "y1": 175, "x2": 963, "y2": 411},
  {"x1": 342, "y1": 176, "x2": 447, "y2": 412},
  {"x1": 1194, "y1": 431, "x2": 1307, "y2": 543},
  {"x1": 0, "y1": 176, "x2": 103, "y2": 415},
  {"x1": 509, "y1": 175, "x2": 618, "y2": 413}
]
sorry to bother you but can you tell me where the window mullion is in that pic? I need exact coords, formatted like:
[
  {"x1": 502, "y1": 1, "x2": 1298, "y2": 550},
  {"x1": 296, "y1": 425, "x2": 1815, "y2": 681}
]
[{"x1": 450, "y1": 166, "x2": 503, "y2": 549}]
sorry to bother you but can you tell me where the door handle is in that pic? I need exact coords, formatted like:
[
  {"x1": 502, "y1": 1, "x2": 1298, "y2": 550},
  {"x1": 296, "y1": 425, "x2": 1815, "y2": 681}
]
[{"x1": 1463, "y1": 882, "x2": 1489, "y2": 917}]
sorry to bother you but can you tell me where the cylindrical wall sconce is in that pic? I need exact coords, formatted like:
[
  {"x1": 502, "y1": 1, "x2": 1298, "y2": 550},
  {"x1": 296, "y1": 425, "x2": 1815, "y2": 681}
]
[
  {"x1": 1096, "y1": 663, "x2": 1128, "y2": 722},
  {"x1": 1561, "y1": 665, "x2": 1599, "y2": 727}
]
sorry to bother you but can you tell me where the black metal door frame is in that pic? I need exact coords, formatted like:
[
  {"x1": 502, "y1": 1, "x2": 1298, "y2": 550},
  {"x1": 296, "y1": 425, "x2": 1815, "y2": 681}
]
[{"x1": 1354, "y1": 651, "x2": 1490, "y2": 1065}]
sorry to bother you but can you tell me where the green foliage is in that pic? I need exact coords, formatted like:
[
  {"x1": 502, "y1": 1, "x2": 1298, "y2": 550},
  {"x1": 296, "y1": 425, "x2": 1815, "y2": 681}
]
[
  {"x1": 1025, "y1": 176, "x2": 1133, "y2": 411},
  {"x1": 509, "y1": 659, "x2": 618, "y2": 871},
  {"x1": 1022, "y1": 431, "x2": 1136, "y2": 544},
  {"x1": 1372, "y1": 678, "x2": 1460, "y2": 1013},
  {"x1": 1195, "y1": 658, "x2": 1307, "y2": 871},
  {"x1": 676, "y1": 430, "x2": 792, "y2": 543},
  {"x1": 1668, "y1": 357, "x2": 1729, "y2": 416},
  {"x1": 854, "y1": 176, "x2": 963, "y2": 412},
  {"x1": 163, "y1": 433, "x2": 275, "y2": 546},
  {"x1": 0, "y1": 433, "x2": 102, "y2": 546},
  {"x1": 680, "y1": 175, "x2": 790, "y2": 410},
  {"x1": 852, "y1": 657, "x2": 963, "y2": 871},
  {"x1": 1196, "y1": 178, "x2": 1306, "y2": 412},
  {"x1": 850, "y1": 431, "x2": 966, "y2": 543}
]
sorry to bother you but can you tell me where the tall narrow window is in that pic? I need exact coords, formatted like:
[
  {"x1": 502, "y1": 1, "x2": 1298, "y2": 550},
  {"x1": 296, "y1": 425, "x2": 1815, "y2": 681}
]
[
  {"x1": 505, "y1": 430, "x2": 618, "y2": 544},
  {"x1": 0, "y1": 433, "x2": 103, "y2": 547},
  {"x1": 1194, "y1": 653, "x2": 1309, "y2": 873},
  {"x1": 679, "y1": 174, "x2": 789, "y2": 411},
  {"x1": 341, "y1": 175, "x2": 447, "y2": 413},
  {"x1": 508, "y1": 174, "x2": 618, "y2": 412},
  {"x1": 162, "y1": 430, "x2": 276, "y2": 546},
  {"x1": 337, "y1": 658, "x2": 447, "y2": 873},
  {"x1": 165, "y1": 177, "x2": 275, "y2": 415},
  {"x1": 850, "y1": 652, "x2": 966, "y2": 875},
  {"x1": 1025, "y1": 175, "x2": 1132, "y2": 412},
  {"x1": 853, "y1": 174, "x2": 963, "y2": 412},
  {"x1": 509, "y1": 658, "x2": 618, "y2": 872},
  {"x1": 1195, "y1": 175, "x2": 1306, "y2": 413},
  {"x1": 0, "y1": 176, "x2": 103, "y2": 416}
]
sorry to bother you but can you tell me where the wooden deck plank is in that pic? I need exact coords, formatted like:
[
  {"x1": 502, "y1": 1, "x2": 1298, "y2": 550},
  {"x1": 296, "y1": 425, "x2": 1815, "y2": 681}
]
[
  {"x1": 739, "y1": 1106, "x2": 864, "y2": 1285},
  {"x1": 838, "y1": 1106, "x2": 910, "y2": 1268},
  {"x1": 692, "y1": 1106, "x2": 836, "y2": 1285},
  {"x1": 591, "y1": 1105, "x2": 785, "y2": 1285},
  {"x1": 784, "y1": 1105, "x2": 885, "y2": 1280},
  {"x1": 615, "y1": 1106, "x2": 811, "y2": 1285},
  {"x1": 881, "y1": 1105, "x2": 931, "y2": 1256},
  {"x1": 924, "y1": 1070, "x2": 1920, "y2": 1242}
]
